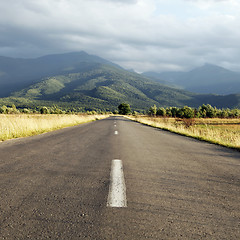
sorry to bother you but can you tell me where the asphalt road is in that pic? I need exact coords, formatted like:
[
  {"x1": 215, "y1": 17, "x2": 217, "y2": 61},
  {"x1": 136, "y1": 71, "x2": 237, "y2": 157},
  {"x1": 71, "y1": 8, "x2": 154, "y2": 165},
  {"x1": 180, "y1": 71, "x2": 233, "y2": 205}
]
[{"x1": 0, "y1": 116, "x2": 239, "y2": 239}]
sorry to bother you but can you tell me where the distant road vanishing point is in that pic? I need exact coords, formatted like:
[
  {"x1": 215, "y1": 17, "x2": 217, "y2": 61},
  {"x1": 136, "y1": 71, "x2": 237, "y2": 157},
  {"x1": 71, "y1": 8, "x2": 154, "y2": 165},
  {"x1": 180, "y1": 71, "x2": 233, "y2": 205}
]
[{"x1": 0, "y1": 116, "x2": 239, "y2": 239}]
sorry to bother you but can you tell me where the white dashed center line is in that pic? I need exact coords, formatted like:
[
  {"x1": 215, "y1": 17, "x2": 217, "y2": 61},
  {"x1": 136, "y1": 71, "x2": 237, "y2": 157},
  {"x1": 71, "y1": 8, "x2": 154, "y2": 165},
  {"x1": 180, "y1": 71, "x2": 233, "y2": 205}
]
[
  {"x1": 107, "y1": 160, "x2": 127, "y2": 208},
  {"x1": 114, "y1": 131, "x2": 118, "y2": 135}
]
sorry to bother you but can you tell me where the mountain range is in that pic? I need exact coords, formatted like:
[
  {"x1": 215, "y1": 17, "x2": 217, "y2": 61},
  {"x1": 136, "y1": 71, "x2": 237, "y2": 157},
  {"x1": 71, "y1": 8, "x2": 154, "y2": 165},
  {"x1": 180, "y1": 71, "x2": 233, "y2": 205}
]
[
  {"x1": 0, "y1": 52, "x2": 240, "y2": 111},
  {"x1": 0, "y1": 51, "x2": 120, "y2": 97},
  {"x1": 143, "y1": 63, "x2": 240, "y2": 95}
]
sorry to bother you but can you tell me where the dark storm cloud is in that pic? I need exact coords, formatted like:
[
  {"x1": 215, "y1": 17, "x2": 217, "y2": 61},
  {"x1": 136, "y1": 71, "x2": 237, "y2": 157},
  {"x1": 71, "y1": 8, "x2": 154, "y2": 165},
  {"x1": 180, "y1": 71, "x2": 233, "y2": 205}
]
[{"x1": 0, "y1": 0, "x2": 240, "y2": 72}]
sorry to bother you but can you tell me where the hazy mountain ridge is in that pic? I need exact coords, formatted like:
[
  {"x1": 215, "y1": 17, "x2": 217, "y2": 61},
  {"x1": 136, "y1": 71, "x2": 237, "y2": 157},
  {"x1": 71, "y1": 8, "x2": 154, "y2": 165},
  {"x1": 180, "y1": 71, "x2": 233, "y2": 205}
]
[{"x1": 143, "y1": 64, "x2": 240, "y2": 95}]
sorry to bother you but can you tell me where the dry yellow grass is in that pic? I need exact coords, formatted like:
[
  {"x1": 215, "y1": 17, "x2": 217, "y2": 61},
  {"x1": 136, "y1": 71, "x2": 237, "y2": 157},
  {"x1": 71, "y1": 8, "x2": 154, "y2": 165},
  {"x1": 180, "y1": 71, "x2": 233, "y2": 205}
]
[
  {"x1": 129, "y1": 116, "x2": 240, "y2": 150},
  {"x1": 0, "y1": 114, "x2": 108, "y2": 141}
]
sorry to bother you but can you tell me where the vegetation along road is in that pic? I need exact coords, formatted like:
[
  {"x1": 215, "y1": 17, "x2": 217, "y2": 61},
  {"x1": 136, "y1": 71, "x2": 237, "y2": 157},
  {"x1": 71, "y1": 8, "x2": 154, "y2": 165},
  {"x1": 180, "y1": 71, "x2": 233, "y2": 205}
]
[{"x1": 0, "y1": 116, "x2": 239, "y2": 239}]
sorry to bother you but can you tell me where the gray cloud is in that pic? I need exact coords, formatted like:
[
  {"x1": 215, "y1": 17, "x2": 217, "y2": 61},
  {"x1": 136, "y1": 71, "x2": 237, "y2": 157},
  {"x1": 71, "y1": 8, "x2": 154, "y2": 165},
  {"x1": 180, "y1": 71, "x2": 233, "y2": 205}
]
[
  {"x1": 0, "y1": 0, "x2": 240, "y2": 72},
  {"x1": 103, "y1": 0, "x2": 137, "y2": 3},
  {"x1": 184, "y1": 0, "x2": 228, "y2": 1}
]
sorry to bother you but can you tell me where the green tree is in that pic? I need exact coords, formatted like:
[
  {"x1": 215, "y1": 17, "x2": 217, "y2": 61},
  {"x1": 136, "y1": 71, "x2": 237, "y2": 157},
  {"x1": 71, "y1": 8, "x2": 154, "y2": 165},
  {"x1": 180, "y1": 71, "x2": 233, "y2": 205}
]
[
  {"x1": 113, "y1": 110, "x2": 119, "y2": 114},
  {"x1": 0, "y1": 105, "x2": 7, "y2": 114},
  {"x1": 166, "y1": 108, "x2": 172, "y2": 117},
  {"x1": 220, "y1": 108, "x2": 230, "y2": 118},
  {"x1": 132, "y1": 111, "x2": 138, "y2": 116},
  {"x1": 6, "y1": 104, "x2": 19, "y2": 114},
  {"x1": 179, "y1": 106, "x2": 195, "y2": 119},
  {"x1": 22, "y1": 108, "x2": 30, "y2": 114},
  {"x1": 230, "y1": 109, "x2": 240, "y2": 118},
  {"x1": 40, "y1": 106, "x2": 49, "y2": 114},
  {"x1": 148, "y1": 105, "x2": 157, "y2": 116},
  {"x1": 12, "y1": 104, "x2": 17, "y2": 112},
  {"x1": 199, "y1": 104, "x2": 216, "y2": 118},
  {"x1": 118, "y1": 103, "x2": 131, "y2": 115},
  {"x1": 156, "y1": 107, "x2": 166, "y2": 117},
  {"x1": 170, "y1": 107, "x2": 178, "y2": 118}
]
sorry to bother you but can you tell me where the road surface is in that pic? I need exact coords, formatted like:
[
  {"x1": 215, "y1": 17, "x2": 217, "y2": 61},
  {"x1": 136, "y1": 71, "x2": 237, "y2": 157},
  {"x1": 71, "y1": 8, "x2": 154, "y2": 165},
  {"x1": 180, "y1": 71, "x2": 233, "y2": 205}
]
[{"x1": 0, "y1": 116, "x2": 239, "y2": 239}]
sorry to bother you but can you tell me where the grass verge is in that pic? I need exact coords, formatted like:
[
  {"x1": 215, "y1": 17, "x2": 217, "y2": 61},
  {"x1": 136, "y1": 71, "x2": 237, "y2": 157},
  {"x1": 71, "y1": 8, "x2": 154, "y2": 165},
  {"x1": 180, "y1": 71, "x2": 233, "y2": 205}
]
[
  {"x1": 0, "y1": 114, "x2": 109, "y2": 141},
  {"x1": 128, "y1": 116, "x2": 240, "y2": 151}
]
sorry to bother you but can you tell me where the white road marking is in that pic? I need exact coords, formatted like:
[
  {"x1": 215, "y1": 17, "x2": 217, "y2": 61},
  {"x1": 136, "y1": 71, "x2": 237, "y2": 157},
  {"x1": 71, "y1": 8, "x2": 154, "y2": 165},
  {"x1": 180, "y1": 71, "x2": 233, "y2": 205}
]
[
  {"x1": 114, "y1": 131, "x2": 118, "y2": 135},
  {"x1": 114, "y1": 125, "x2": 117, "y2": 127},
  {"x1": 107, "y1": 160, "x2": 127, "y2": 208}
]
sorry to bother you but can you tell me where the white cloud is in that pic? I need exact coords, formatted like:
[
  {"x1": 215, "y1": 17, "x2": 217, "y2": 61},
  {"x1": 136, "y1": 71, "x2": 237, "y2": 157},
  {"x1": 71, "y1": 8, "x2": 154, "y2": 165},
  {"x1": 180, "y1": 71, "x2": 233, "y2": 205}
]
[{"x1": 0, "y1": 0, "x2": 240, "y2": 72}]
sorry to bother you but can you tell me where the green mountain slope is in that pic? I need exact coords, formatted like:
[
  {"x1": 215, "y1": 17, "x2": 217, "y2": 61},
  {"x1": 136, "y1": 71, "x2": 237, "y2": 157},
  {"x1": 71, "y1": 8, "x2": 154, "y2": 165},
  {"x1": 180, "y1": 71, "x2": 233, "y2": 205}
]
[
  {"x1": 10, "y1": 63, "x2": 202, "y2": 111},
  {"x1": 0, "y1": 51, "x2": 121, "y2": 97},
  {"x1": 1, "y1": 52, "x2": 240, "y2": 111}
]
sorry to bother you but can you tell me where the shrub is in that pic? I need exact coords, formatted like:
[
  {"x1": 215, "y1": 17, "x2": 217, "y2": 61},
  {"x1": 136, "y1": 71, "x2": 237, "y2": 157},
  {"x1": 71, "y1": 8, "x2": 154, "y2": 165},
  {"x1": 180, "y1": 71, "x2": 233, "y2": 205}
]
[
  {"x1": 0, "y1": 105, "x2": 7, "y2": 114},
  {"x1": 182, "y1": 118, "x2": 196, "y2": 128},
  {"x1": 40, "y1": 106, "x2": 49, "y2": 114},
  {"x1": 22, "y1": 108, "x2": 31, "y2": 114}
]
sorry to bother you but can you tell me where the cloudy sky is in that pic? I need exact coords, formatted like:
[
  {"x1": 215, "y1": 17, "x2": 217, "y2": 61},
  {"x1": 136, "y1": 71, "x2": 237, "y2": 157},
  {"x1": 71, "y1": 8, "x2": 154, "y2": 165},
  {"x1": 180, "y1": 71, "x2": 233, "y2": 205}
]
[{"x1": 0, "y1": 0, "x2": 240, "y2": 72}]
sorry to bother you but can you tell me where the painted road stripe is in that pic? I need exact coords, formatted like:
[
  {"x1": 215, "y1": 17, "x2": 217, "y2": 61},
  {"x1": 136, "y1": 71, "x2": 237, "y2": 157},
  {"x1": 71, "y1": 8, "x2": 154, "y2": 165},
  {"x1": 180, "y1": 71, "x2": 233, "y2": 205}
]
[
  {"x1": 114, "y1": 131, "x2": 118, "y2": 135},
  {"x1": 107, "y1": 160, "x2": 127, "y2": 208}
]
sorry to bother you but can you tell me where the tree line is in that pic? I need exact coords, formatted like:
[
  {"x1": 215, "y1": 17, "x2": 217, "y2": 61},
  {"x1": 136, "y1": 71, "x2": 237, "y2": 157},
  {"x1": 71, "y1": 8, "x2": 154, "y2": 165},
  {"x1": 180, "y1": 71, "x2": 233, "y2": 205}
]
[
  {"x1": 0, "y1": 104, "x2": 109, "y2": 115},
  {"x1": 148, "y1": 104, "x2": 240, "y2": 118},
  {"x1": 1, "y1": 103, "x2": 239, "y2": 118}
]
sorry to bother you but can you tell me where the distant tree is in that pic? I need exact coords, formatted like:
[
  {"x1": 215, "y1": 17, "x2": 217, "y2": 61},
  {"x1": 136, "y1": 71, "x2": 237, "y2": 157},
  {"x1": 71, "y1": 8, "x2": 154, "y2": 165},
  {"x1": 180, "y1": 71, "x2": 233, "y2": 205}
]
[
  {"x1": 170, "y1": 107, "x2": 178, "y2": 118},
  {"x1": 50, "y1": 105, "x2": 64, "y2": 114},
  {"x1": 12, "y1": 104, "x2": 17, "y2": 112},
  {"x1": 132, "y1": 111, "x2": 138, "y2": 116},
  {"x1": 22, "y1": 108, "x2": 30, "y2": 114},
  {"x1": 156, "y1": 107, "x2": 166, "y2": 117},
  {"x1": 166, "y1": 108, "x2": 172, "y2": 117},
  {"x1": 220, "y1": 108, "x2": 230, "y2": 118},
  {"x1": 148, "y1": 105, "x2": 157, "y2": 116},
  {"x1": 118, "y1": 103, "x2": 131, "y2": 115},
  {"x1": 179, "y1": 106, "x2": 195, "y2": 119},
  {"x1": 113, "y1": 110, "x2": 119, "y2": 114},
  {"x1": 40, "y1": 106, "x2": 49, "y2": 114},
  {"x1": 6, "y1": 104, "x2": 19, "y2": 114},
  {"x1": 0, "y1": 105, "x2": 7, "y2": 114},
  {"x1": 230, "y1": 109, "x2": 240, "y2": 118},
  {"x1": 194, "y1": 108, "x2": 201, "y2": 118},
  {"x1": 199, "y1": 104, "x2": 216, "y2": 118},
  {"x1": 206, "y1": 104, "x2": 217, "y2": 118}
]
